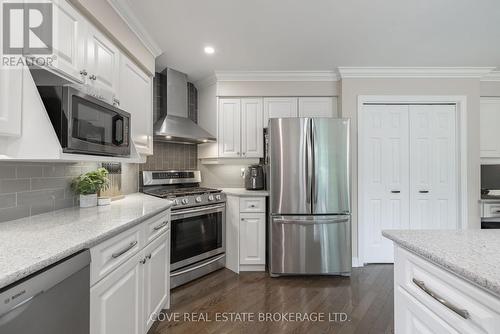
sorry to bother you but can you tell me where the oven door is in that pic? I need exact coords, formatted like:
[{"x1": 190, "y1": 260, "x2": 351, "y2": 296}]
[
  {"x1": 170, "y1": 203, "x2": 225, "y2": 271},
  {"x1": 64, "y1": 87, "x2": 130, "y2": 157}
]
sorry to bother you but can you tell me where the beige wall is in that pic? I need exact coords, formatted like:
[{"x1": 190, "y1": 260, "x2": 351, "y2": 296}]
[
  {"x1": 480, "y1": 81, "x2": 500, "y2": 97},
  {"x1": 199, "y1": 163, "x2": 247, "y2": 188},
  {"x1": 70, "y1": 0, "x2": 155, "y2": 75},
  {"x1": 217, "y1": 80, "x2": 340, "y2": 97},
  {"x1": 341, "y1": 78, "x2": 481, "y2": 260}
]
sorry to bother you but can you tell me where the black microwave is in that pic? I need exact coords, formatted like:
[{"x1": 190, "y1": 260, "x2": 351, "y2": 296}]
[{"x1": 37, "y1": 86, "x2": 130, "y2": 157}]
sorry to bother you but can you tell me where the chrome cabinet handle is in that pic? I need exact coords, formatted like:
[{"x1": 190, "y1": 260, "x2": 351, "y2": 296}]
[
  {"x1": 419, "y1": 190, "x2": 429, "y2": 193},
  {"x1": 153, "y1": 221, "x2": 168, "y2": 231},
  {"x1": 146, "y1": 254, "x2": 151, "y2": 260},
  {"x1": 111, "y1": 241, "x2": 138, "y2": 258},
  {"x1": 89, "y1": 74, "x2": 97, "y2": 81},
  {"x1": 139, "y1": 258, "x2": 147, "y2": 264},
  {"x1": 412, "y1": 278, "x2": 470, "y2": 319},
  {"x1": 80, "y1": 69, "x2": 88, "y2": 76},
  {"x1": 391, "y1": 190, "x2": 401, "y2": 193}
]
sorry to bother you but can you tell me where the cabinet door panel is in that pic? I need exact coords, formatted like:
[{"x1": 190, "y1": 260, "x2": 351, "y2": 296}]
[
  {"x1": 143, "y1": 231, "x2": 170, "y2": 332},
  {"x1": 241, "y1": 98, "x2": 263, "y2": 158},
  {"x1": 87, "y1": 27, "x2": 120, "y2": 95},
  {"x1": 263, "y1": 98, "x2": 298, "y2": 126},
  {"x1": 409, "y1": 105, "x2": 457, "y2": 230},
  {"x1": 51, "y1": 0, "x2": 86, "y2": 83},
  {"x1": 480, "y1": 98, "x2": 500, "y2": 158},
  {"x1": 239, "y1": 213, "x2": 266, "y2": 265},
  {"x1": 90, "y1": 252, "x2": 143, "y2": 334},
  {"x1": 119, "y1": 55, "x2": 153, "y2": 155},
  {"x1": 0, "y1": 67, "x2": 22, "y2": 136},
  {"x1": 218, "y1": 99, "x2": 241, "y2": 157},
  {"x1": 298, "y1": 97, "x2": 334, "y2": 117},
  {"x1": 360, "y1": 105, "x2": 410, "y2": 263}
]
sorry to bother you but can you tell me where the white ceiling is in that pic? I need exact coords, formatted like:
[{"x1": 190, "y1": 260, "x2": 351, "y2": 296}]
[{"x1": 124, "y1": 0, "x2": 500, "y2": 82}]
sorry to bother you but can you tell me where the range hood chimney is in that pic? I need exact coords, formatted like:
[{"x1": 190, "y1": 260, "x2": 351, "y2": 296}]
[{"x1": 153, "y1": 68, "x2": 215, "y2": 144}]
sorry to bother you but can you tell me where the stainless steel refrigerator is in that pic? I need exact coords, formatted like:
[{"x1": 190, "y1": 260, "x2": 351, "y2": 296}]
[{"x1": 268, "y1": 117, "x2": 351, "y2": 276}]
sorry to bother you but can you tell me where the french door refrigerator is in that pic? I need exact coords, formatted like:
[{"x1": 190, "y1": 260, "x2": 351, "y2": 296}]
[{"x1": 268, "y1": 118, "x2": 351, "y2": 276}]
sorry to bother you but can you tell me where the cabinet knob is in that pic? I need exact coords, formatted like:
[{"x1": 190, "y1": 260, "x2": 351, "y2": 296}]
[
  {"x1": 139, "y1": 258, "x2": 146, "y2": 264},
  {"x1": 80, "y1": 69, "x2": 88, "y2": 76},
  {"x1": 89, "y1": 74, "x2": 97, "y2": 81}
]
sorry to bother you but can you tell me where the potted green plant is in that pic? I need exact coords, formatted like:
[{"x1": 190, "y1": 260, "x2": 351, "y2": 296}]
[{"x1": 72, "y1": 168, "x2": 110, "y2": 208}]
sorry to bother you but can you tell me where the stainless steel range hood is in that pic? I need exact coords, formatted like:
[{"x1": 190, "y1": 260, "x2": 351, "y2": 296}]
[{"x1": 153, "y1": 68, "x2": 215, "y2": 144}]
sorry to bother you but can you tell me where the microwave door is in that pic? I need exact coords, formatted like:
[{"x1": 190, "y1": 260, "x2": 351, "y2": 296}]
[
  {"x1": 269, "y1": 118, "x2": 312, "y2": 215},
  {"x1": 311, "y1": 118, "x2": 350, "y2": 215}
]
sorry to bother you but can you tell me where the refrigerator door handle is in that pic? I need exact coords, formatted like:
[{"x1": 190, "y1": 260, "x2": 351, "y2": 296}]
[
  {"x1": 311, "y1": 119, "x2": 317, "y2": 206},
  {"x1": 306, "y1": 119, "x2": 313, "y2": 208}
]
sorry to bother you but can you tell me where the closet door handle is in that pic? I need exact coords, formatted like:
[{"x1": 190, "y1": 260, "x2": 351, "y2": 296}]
[
  {"x1": 391, "y1": 190, "x2": 401, "y2": 194},
  {"x1": 419, "y1": 190, "x2": 430, "y2": 194}
]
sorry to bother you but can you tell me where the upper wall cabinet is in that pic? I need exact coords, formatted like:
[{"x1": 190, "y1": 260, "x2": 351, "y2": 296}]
[
  {"x1": 218, "y1": 98, "x2": 264, "y2": 158},
  {"x1": 298, "y1": 97, "x2": 336, "y2": 117},
  {"x1": 119, "y1": 55, "x2": 153, "y2": 155},
  {"x1": 51, "y1": 0, "x2": 87, "y2": 83},
  {"x1": 480, "y1": 98, "x2": 500, "y2": 159},
  {"x1": 263, "y1": 97, "x2": 337, "y2": 127},
  {"x1": 87, "y1": 26, "x2": 120, "y2": 97}
]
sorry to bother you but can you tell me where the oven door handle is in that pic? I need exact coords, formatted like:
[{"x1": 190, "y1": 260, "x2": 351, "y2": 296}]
[
  {"x1": 172, "y1": 204, "x2": 225, "y2": 217},
  {"x1": 170, "y1": 254, "x2": 226, "y2": 277}
]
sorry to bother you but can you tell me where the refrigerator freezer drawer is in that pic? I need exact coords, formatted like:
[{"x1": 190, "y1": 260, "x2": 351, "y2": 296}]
[{"x1": 270, "y1": 215, "x2": 351, "y2": 275}]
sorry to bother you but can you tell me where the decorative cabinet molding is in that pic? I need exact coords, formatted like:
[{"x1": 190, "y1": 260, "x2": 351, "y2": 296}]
[{"x1": 480, "y1": 98, "x2": 500, "y2": 159}]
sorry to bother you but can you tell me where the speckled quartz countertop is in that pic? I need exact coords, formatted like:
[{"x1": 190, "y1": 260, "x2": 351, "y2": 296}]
[
  {"x1": 0, "y1": 193, "x2": 172, "y2": 289},
  {"x1": 220, "y1": 188, "x2": 269, "y2": 196},
  {"x1": 383, "y1": 230, "x2": 500, "y2": 297}
]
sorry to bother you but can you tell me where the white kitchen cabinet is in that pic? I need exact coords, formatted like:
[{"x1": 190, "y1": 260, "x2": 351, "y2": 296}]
[
  {"x1": 143, "y1": 230, "x2": 170, "y2": 332},
  {"x1": 394, "y1": 246, "x2": 500, "y2": 334},
  {"x1": 480, "y1": 98, "x2": 500, "y2": 159},
  {"x1": 360, "y1": 104, "x2": 458, "y2": 263},
  {"x1": 225, "y1": 194, "x2": 267, "y2": 272},
  {"x1": 263, "y1": 97, "x2": 298, "y2": 126},
  {"x1": 119, "y1": 55, "x2": 153, "y2": 155},
  {"x1": 298, "y1": 97, "x2": 335, "y2": 117},
  {"x1": 90, "y1": 251, "x2": 144, "y2": 334},
  {"x1": 87, "y1": 25, "x2": 120, "y2": 97},
  {"x1": 90, "y1": 210, "x2": 171, "y2": 334},
  {"x1": 218, "y1": 98, "x2": 242, "y2": 157},
  {"x1": 241, "y1": 98, "x2": 264, "y2": 158},
  {"x1": 51, "y1": 0, "x2": 87, "y2": 83},
  {"x1": 0, "y1": 68, "x2": 23, "y2": 137},
  {"x1": 239, "y1": 213, "x2": 266, "y2": 265}
]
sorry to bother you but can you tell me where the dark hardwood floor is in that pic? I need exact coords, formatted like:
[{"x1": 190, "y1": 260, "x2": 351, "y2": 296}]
[{"x1": 149, "y1": 265, "x2": 394, "y2": 334}]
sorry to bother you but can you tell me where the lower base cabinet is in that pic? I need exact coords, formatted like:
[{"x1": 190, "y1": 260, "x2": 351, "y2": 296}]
[
  {"x1": 226, "y1": 195, "x2": 267, "y2": 273},
  {"x1": 90, "y1": 227, "x2": 170, "y2": 334},
  {"x1": 394, "y1": 246, "x2": 500, "y2": 334}
]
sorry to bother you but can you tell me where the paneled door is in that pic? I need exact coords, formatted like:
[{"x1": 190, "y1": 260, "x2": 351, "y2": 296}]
[
  {"x1": 218, "y1": 99, "x2": 241, "y2": 157},
  {"x1": 360, "y1": 105, "x2": 410, "y2": 263},
  {"x1": 87, "y1": 26, "x2": 120, "y2": 95},
  {"x1": 241, "y1": 98, "x2": 264, "y2": 158},
  {"x1": 409, "y1": 105, "x2": 457, "y2": 230}
]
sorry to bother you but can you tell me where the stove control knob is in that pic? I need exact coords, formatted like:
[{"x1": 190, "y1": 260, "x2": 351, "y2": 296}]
[
  {"x1": 181, "y1": 198, "x2": 189, "y2": 205},
  {"x1": 208, "y1": 195, "x2": 214, "y2": 201},
  {"x1": 173, "y1": 199, "x2": 180, "y2": 206},
  {"x1": 195, "y1": 196, "x2": 202, "y2": 203},
  {"x1": 215, "y1": 195, "x2": 221, "y2": 201}
]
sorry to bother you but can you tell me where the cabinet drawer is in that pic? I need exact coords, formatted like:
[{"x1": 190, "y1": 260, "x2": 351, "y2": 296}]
[
  {"x1": 144, "y1": 209, "x2": 171, "y2": 245},
  {"x1": 395, "y1": 246, "x2": 500, "y2": 334},
  {"x1": 481, "y1": 203, "x2": 500, "y2": 218},
  {"x1": 90, "y1": 224, "x2": 144, "y2": 286},
  {"x1": 239, "y1": 197, "x2": 266, "y2": 213}
]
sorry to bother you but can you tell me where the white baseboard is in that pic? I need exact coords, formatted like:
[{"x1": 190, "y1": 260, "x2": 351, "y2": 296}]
[
  {"x1": 352, "y1": 257, "x2": 363, "y2": 268},
  {"x1": 239, "y1": 264, "x2": 266, "y2": 272}
]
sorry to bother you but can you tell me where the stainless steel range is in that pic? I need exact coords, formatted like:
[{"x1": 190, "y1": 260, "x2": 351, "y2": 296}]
[{"x1": 141, "y1": 170, "x2": 226, "y2": 288}]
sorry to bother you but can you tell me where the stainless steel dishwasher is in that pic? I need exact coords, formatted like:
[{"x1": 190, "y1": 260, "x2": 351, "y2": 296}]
[{"x1": 0, "y1": 250, "x2": 90, "y2": 334}]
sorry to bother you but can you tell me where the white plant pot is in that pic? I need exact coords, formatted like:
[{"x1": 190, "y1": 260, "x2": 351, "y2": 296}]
[
  {"x1": 80, "y1": 194, "x2": 97, "y2": 208},
  {"x1": 98, "y1": 197, "x2": 111, "y2": 206}
]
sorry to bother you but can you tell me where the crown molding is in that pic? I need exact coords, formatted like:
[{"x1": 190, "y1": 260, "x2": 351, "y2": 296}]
[
  {"x1": 107, "y1": 0, "x2": 162, "y2": 57},
  {"x1": 481, "y1": 70, "x2": 500, "y2": 82},
  {"x1": 214, "y1": 71, "x2": 339, "y2": 82},
  {"x1": 337, "y1": 67, "x2": 496, "y2": 79}
]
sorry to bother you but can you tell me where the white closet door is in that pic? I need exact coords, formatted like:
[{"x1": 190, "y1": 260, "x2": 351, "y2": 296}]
[
  {"x1": 409, "y1": 105, "x2": 457, "y2": 230},
  {"x1": 360, "y1": 105, "x2": 410, "y2": 263}
]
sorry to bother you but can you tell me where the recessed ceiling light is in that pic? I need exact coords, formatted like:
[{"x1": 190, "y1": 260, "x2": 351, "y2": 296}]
[{"x1": 204, "y1": 46, "x2": 215, "y2": 55}]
